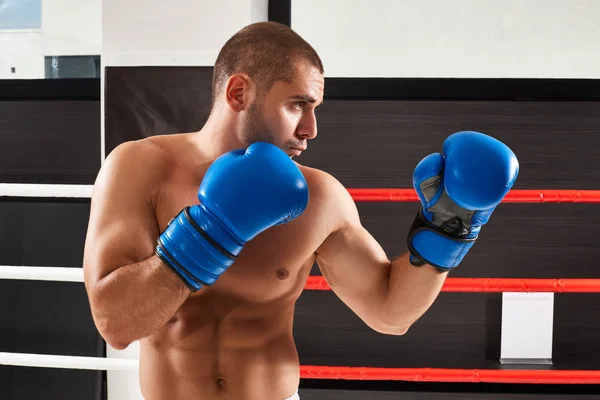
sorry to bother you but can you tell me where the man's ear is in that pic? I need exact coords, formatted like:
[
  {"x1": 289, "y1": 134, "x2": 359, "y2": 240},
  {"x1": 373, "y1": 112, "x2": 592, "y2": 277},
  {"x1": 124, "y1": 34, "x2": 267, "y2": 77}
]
[{"x1": 224, "y1": 73, "x2": 254, "y2": 112}]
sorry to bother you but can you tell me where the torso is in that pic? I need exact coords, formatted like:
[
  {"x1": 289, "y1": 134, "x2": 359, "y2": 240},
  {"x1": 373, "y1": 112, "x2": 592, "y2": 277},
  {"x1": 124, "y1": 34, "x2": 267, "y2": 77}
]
[{"x1": 138, "y1": 134, "x2": 330, "y2": 400}]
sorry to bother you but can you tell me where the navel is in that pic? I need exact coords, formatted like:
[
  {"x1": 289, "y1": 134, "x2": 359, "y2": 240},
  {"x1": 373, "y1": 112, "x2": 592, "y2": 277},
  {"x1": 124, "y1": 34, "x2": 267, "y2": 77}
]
[{"x1": 276, "y1": 268, "x2": 289, "y2": 280}]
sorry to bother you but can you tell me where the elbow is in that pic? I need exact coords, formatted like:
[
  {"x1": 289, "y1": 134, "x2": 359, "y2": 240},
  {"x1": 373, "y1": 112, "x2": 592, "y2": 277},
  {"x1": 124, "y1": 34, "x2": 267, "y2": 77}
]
[
  {"x1": 88, "y1": 289, "x2": 132, "y2": 350},
  {"x1": 107, "y1": 340, "x2": 131, "y2": 351},
  {"x1": 374, "y1": 323, "x2": 411, "y2": 336},
  {"x1": 370, "y1": 316, "x2": 412, "y2": 335},
  {"x1": 94, "y1": 314, "x2": 132, "y2": 350},
  {"x1": 97, "y1": 322, "x2": 131, "y2": 350}
]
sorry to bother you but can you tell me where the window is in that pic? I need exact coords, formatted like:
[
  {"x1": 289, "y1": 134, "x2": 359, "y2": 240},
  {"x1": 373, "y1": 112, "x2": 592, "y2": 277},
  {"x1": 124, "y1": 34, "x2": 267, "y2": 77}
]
[
  {"x1": 0, "y1": 0, "x2": 42, "y2": 30},
  {"x1": 45, "y1": 56, "x2": 101, "y2": 79}
]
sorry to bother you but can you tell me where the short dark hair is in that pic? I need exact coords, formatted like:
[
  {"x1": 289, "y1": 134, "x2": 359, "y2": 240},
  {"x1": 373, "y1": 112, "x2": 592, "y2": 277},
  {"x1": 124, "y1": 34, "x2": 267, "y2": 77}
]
[{"x1": 211, "y1": 22, "x2": 324, "y2": 105}]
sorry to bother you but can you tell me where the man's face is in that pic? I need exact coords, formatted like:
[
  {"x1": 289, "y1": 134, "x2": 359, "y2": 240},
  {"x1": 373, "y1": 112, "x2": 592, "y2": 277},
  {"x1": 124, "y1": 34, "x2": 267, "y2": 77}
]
[{"x1": 240, "y1": 62, "x2": 324, "y2": 158}]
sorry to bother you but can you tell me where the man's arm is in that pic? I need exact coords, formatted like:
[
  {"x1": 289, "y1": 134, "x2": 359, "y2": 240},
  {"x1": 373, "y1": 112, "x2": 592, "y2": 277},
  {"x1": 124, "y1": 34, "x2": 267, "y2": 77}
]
[
  {"x1": 83, "y1": 141, "x2": 190, "y2": 350},
  {"x1": 314, "y1": 173, "x2": 446, "y2": 335},
  {"x1": 316, "y1": 131, "x2": 518, "y2": 335}
]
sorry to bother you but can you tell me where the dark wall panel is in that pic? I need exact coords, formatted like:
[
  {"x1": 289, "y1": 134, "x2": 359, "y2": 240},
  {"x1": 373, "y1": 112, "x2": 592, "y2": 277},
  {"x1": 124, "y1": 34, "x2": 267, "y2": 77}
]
[
  {"x1": 553, "y1": 294, "x2": 600, "y2": 367},
  {"x1": 299, "y1": 100, "x2": 600, "y2": 190},
  {"x1": 1, "y1": 367, "x2": 102, "y2": 400},
  {"x1": 294, "y1": 290, "x2": 600, "y2": 371},
  {"x1": 0, "y1": 200, "x2": 91, "y2": 266},
  {"x1": 0, "y1": 200, "x2": 102, "y2": 400},
  {"x1": 104, "y1": 66, "x2": 214, "y2": 155},
  {"x1": 0, "y1": 101, "x2": 100, "y2": 184},
  {"x1": 295, "y1": 290, "x2": 502, "y2": 369}
]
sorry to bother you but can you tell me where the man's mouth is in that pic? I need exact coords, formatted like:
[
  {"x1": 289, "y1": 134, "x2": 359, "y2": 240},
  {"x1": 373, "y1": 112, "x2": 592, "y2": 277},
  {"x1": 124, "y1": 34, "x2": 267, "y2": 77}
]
[{"x1": 289, "y1": 145, "x2": 307, "y2": 155}]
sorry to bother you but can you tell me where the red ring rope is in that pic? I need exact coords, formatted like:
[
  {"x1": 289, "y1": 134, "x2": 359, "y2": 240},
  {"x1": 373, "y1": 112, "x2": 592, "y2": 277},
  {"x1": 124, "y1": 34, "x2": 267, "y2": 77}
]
[
  {"x1": 305, "y1": 276, "x2": 600, "y2": 293},
  {"x1": 300, "y1": 366, "x2": 600, "y2": 384},
  {"x1": 348, "y1": 189, "x2": 600, "y2": 203}
]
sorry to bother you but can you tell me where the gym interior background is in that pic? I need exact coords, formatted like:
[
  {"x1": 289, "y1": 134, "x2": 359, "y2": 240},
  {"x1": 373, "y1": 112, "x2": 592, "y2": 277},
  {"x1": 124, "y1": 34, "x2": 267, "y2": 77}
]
[{"x1": 1, "y1": 0, "x2": 599, "y2": 399}]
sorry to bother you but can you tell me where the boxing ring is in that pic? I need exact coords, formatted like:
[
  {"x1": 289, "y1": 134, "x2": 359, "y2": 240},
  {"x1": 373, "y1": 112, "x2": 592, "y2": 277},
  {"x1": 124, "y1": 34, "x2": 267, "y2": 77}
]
[{"x1": 2, "y1": 184, "x2": 600, "y2": 386}]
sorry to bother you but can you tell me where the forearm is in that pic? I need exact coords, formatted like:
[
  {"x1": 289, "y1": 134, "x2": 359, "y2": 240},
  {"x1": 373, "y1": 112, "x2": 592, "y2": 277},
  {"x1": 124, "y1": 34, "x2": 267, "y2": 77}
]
[
  {"x1": 88, "y1": 255, "x2": 190, "y2": 349},
  {"x1": 379, "y1": 252, "x2": 447, "y2": 333}
]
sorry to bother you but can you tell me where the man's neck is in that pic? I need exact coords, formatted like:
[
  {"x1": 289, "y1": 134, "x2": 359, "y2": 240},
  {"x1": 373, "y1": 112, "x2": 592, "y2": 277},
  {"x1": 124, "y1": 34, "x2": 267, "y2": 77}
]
[{"x1": 191, "y1": 112, "x2": 246, "y2": 160}]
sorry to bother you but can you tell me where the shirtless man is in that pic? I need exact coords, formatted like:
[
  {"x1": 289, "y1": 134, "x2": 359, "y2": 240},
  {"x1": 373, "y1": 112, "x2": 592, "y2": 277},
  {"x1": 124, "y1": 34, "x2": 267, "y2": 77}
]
[{"x1": 83, "y1": 22, "x2": 518, "y2": 400}]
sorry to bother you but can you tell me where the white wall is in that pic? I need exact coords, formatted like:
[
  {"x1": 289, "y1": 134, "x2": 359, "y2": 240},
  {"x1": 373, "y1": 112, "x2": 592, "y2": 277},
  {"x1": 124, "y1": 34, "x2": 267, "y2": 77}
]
[
  {"x1": 101, "y1": 3, "x2": 268, "y2": 397},
  {"x1": 42, "y1": 0, "x2": 101, "y2": 56},
  {"x1": 292, "y1": 0, "x2": 600, "y2": 78},
  {"x1": 0, "y1": 0, "x2": 100, "y2": 79},
  {"x1": 102, "y1": 0, "x2": 267, "y2": 66},
  {"x1": 0, "y1": 30, "x2": 44, "y2": 78}
]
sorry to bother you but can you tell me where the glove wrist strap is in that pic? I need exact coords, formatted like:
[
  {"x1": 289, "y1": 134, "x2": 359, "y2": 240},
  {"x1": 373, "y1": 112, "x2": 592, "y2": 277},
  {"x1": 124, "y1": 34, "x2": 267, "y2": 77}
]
[
  {"x1": 182, "y1": 206, "x2": 237, "y2": 261},
  {"x1": 407, "y1": 209, "x2": 476, "y2": 272},
  {"x1": 155, "y1": 244, "x2": 204, "y2": 292},
  {"x1": 155, "y1": 206, "x2": 241, "y2": 292}
]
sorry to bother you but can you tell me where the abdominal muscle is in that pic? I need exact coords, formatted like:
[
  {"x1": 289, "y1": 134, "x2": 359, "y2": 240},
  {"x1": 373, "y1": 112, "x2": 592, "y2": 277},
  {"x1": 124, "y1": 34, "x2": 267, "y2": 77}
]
[{"x1": 138, "y1": 259, "x2": 310, "y2": 400}]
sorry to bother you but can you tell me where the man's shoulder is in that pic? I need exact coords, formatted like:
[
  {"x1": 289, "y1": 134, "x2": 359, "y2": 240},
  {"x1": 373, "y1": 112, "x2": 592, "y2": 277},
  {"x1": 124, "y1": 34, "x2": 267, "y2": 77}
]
[
  {"x1": 298, "y1": 165, "x2": 350, "y2": 204},
  {"x1": 101, "y1": 136, "x2": 176, "y2": 185},
  {"x1": 298, "y1": 166, "x2": 359, "y2": 238},
  {"x1": 298, "y1": 165, "x2": 335, "y2": 188},
  {"x1": 107, "y1": 136, "x2": 173, "y2": 168}
]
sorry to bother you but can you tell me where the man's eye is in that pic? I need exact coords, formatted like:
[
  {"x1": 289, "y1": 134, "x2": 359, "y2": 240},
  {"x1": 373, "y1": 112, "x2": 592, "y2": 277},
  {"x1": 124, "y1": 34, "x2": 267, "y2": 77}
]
[{"x1": 294, "y1": 101, "x2": 306, "y2": 110}]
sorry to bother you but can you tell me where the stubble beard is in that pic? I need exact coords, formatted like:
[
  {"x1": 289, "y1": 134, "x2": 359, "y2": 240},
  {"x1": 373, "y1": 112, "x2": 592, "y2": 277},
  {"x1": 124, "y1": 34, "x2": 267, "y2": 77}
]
[{"x1": 240, "y1": 100, "x2": 277, "y2": 147}]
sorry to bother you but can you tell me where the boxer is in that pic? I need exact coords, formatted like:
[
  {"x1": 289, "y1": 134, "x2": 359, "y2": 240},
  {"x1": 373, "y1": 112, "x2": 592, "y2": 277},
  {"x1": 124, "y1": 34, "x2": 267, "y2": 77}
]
[{"x1": 83, "y1": 22, "x2": 518, "y2": 400}]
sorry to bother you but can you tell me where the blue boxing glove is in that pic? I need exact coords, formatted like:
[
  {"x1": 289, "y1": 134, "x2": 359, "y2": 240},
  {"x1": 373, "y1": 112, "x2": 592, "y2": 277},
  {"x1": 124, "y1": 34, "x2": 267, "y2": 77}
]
[
  {"x1": 407, "y1": 131, "x2": 519, "y2": 272},
  {"x1": 156, "y1": 142, "x2": 309, "y2": 291}
]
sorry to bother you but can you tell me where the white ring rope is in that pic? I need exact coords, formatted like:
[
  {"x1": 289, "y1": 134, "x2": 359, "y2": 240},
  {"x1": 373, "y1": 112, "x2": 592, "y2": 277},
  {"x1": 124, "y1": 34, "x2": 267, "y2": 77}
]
[
  {"x1": 0, "y1": 352, "x2": 138, "y2": 371},
  {"x1": 0, "y1": 268, "x2": 137, "y2": 372},
  {"x1": 0, "y1": 184, "x2": 93, "y2": 198},
  {"x1": 0, "y1": 266, "x2": 84, "y2": 282}
]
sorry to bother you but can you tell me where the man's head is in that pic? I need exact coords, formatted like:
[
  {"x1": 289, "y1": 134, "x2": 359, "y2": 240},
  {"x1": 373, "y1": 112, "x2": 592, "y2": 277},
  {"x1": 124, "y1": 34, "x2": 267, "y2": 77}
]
[{"x1": 211, "y1": 22, "x2": 324, "y2": 157}]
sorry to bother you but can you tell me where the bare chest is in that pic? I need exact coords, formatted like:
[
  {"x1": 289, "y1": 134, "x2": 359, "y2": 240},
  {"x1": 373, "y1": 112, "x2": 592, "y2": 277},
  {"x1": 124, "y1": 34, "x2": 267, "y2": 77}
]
[{"x1": 154, "y1": 176, "x2": 324, "y2": 305}]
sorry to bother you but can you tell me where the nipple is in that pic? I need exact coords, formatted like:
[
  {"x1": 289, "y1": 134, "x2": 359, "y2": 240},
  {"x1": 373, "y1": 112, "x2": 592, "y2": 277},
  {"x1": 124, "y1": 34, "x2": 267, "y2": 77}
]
[{"x1": 277, "y1": 268, "x2": 289, "y2": 280}]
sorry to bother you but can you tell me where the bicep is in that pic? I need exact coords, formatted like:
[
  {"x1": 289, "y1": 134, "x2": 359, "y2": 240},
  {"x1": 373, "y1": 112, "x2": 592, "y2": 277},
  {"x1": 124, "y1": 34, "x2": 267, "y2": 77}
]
[
  {"x1": 83, "y1": 144, "x2": 161, "y2": 288},
  {"x1": 315, "y1": 184, "x2": 391, "y2": 324}
]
